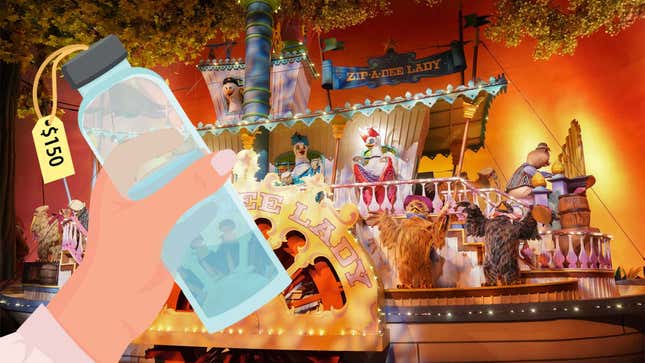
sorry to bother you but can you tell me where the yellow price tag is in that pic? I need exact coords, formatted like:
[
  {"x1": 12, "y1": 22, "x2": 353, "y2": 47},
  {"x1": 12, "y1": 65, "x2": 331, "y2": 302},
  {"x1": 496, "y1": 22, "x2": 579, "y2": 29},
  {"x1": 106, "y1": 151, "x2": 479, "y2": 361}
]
[{"x1": 32, "y1": 115, "x2": 75, "y2": 184}]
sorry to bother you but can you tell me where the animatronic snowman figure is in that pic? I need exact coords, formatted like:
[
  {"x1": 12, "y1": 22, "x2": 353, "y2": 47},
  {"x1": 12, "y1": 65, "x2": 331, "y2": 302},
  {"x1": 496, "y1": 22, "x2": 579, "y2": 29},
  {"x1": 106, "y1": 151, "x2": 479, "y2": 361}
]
[
  {"x1": 222, "y1": 77, "x2": 244, "y2": 114},
  {"x1": 281, "y1": 132, "x2": 322, "y2": 185},
  {"x1": 353, "y1": 127, "x2": 399, "y2": 207}
]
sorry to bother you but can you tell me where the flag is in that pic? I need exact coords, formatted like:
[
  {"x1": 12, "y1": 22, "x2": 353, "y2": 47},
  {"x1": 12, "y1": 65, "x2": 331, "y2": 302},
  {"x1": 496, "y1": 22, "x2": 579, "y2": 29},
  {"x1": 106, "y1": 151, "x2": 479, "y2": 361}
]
[{"x1": 322, "y1": 38, "x2": 345, "y2": 52}]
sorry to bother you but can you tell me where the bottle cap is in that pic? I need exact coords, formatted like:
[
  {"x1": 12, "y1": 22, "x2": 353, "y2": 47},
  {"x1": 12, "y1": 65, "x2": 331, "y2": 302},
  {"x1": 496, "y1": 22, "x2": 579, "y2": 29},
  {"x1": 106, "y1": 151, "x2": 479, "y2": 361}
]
[{"x1": 62, "y1": 35, "x2": 128, "y2": 89}]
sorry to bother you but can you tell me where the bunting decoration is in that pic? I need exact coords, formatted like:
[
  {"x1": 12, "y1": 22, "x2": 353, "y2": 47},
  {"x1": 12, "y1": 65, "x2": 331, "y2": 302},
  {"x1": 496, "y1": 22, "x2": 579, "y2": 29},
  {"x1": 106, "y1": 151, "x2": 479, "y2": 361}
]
[{"x1": 196, "y1": 75, "x2": 507, "y2": 139}]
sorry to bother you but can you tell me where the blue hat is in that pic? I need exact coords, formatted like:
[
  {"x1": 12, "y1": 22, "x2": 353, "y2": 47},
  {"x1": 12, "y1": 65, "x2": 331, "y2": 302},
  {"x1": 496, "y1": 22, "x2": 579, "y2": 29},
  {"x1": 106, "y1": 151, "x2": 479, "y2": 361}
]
[{"x1": 291, "y1": 132, "x2": 309, "y2": 146}]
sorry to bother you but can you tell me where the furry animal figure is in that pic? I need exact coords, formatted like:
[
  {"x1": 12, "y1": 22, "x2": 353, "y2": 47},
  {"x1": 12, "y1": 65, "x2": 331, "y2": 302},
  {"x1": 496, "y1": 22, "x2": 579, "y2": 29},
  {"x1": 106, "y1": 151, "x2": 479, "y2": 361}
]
[
  {"x1": 222, "y1": 77, "x2": 244, "y2": 114},
  {"x1": 457, "y1": 201, "x2": 540, "y2": 286},
  {"x1": 30, "y1": 205, "x2": 61, "y2": 262},
  {"x1": 367, "y1": 196, "x2": 450, "y2": 288}
]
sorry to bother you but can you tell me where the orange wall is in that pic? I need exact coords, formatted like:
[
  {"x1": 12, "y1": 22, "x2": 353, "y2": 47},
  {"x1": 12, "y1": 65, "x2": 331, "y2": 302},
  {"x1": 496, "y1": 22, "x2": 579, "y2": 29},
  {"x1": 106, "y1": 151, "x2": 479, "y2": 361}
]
[{"x1": 15, "y1": 1, "x2": 645, "y2": 268}]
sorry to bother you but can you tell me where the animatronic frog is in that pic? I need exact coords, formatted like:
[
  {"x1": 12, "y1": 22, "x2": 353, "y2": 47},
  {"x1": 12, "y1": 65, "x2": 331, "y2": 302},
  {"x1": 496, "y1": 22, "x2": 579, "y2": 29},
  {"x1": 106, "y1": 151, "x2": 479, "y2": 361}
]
[
  {"x1": 353, "y1": 127, "x2": 399, "y2": 206},
  {"x1": 222, "y1": 77, "x2": 244, "y2": 114}
]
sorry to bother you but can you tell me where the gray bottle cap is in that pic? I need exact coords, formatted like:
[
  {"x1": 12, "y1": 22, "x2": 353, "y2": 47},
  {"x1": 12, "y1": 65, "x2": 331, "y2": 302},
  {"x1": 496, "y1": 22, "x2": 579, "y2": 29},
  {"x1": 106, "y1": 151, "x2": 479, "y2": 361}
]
[{"x1": 62, "y1": 35, "x2": 128, "y2": 90}]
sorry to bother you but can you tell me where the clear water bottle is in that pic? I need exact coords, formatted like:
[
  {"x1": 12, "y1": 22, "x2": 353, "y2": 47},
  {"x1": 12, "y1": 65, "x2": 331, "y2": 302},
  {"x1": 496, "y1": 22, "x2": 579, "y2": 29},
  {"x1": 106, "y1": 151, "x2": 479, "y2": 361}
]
[{"x1": 62, "y1": 35, "x2": 290, "y2": 332}]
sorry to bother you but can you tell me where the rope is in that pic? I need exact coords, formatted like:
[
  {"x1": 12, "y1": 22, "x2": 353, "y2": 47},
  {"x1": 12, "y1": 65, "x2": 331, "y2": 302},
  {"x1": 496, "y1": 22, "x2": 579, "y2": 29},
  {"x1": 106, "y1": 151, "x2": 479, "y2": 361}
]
[
  {"x1": 32, "y1": 44, "x2": 89, "y2": 208},
  {"x1": 483, "y1": 141, "x2": 509, "y2": 186},
  {"x1": 481, "y1": 41, "x2": 643, "y2": 260},
  {"x1": 32, "y1": 44, "x2": 88, "y2": 120}
]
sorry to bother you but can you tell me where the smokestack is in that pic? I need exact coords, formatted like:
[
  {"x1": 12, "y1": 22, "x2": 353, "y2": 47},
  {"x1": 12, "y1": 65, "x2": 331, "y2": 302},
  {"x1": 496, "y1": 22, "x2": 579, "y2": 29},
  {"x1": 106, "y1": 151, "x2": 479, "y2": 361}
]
[
  {"x1": 241, "y1": 0, "x2": 279, "y2": 180},
  {"x1": 241, "y1": 0, "x2": 278, "y2": 121}
]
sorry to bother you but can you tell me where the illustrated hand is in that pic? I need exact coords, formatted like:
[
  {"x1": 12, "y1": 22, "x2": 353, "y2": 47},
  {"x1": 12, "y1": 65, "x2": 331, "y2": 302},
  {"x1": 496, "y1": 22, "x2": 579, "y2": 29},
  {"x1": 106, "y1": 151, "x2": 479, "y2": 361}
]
[{"x1": 47, "y1": 150, "x2": 235, "y2": 362}]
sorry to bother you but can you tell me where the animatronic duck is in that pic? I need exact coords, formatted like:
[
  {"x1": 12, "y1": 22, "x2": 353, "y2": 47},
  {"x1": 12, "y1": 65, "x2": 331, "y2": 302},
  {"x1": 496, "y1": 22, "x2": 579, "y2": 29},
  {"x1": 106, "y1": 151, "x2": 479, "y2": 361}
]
[
  {"x1": 222, "y1": 77, "x2": 244, "y2": 114},
  {"x1": 283, "y1": 132, "x2": 322, "y2": 185},
  {"x1": 506, "y1": 142, "x2": 552, "y2": 202},
  {"x1": 353, "y1": 127, "x2": 399, "y2": 206}
]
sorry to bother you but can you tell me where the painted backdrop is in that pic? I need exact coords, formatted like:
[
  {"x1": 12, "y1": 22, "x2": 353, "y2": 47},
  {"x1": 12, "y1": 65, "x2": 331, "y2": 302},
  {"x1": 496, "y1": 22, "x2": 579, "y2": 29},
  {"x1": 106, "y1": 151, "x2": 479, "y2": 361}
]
[{"x1": 14, "y1": 1, "x2": 645, "y2": 270}]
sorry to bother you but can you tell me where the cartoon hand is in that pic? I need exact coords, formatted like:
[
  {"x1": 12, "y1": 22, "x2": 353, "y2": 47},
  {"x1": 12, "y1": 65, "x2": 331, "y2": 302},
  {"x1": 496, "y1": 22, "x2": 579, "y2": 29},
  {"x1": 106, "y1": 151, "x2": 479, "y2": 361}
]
[{"x1": 47, "y1": 150, "x2": 235, "y2": 362}]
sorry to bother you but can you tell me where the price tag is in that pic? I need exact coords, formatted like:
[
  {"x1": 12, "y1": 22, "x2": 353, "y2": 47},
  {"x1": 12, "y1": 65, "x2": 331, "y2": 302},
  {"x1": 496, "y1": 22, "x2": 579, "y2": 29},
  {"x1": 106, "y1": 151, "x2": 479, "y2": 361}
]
[{"x1": 32, "y1": 115, "x2": 75, "y2": 183}]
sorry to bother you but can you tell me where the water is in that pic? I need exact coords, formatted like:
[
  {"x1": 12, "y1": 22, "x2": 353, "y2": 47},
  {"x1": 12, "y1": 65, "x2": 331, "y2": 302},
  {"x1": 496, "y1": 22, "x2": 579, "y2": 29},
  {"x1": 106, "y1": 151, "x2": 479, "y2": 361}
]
[
  {"x1": 70, "y1": 47, "x2": 290, "y2": 332},
  {"x1": 127, "y1": 148, "x2": 203, "y2": 200},
  {"x1": 162, "y1": 182, "x2": 289, "y2": 330}
]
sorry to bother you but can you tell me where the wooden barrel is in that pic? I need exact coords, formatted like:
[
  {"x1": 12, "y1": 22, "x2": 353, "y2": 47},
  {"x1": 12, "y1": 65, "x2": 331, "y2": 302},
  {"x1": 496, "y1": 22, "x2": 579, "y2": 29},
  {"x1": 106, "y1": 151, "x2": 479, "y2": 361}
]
[
  {"x1": 558, "y1": 194, "x2": 591, "y2": 229},
  {"x1": 39, "y1": 264, "x2": 58, "y2": 285}
]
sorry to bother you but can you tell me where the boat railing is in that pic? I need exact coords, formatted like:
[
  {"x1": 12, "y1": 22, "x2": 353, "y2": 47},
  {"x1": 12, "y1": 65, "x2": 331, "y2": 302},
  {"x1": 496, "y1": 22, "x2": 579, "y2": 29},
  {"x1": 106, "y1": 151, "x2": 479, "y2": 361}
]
[
  {"x1": 527, "y1": 230, "x2": 614, "y2": 270},
  {"x1": 330, "y1": 177, "x2": 530, "y2": 218},
  {"x1": 329, "y1": 177, "x2": 613, "y2": 273}
]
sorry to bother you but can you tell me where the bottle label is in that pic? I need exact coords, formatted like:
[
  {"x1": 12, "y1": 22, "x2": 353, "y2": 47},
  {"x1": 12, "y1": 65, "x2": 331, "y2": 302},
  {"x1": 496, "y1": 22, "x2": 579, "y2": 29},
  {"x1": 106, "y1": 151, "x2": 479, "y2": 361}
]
[{"x1": 32, "y1": 115, "x2": 75, "y2": 183}]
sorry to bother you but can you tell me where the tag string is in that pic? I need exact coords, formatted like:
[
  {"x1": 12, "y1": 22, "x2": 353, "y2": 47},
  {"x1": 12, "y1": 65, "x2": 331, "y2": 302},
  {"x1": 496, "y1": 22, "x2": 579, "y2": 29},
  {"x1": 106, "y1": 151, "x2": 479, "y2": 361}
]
[
  {"x1": 32, "y1": 44, "x2": 89, "y2": 120},
  {"x1": 32, "y1": 44, "x2": 88, "y2": 206}
]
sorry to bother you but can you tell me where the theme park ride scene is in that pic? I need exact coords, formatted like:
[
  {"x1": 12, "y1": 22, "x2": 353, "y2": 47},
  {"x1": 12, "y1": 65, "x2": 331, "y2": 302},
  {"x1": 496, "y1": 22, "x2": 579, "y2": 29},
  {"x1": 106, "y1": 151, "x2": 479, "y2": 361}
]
[{"x1": 0, "y1": 0, "x2": 644, "y2": 362}]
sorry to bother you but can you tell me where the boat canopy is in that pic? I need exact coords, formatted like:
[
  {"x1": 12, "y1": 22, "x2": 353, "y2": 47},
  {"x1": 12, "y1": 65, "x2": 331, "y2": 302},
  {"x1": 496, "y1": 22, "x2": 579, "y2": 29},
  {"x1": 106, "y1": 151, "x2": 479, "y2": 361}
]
[{"x1": 197, "y1": 74, "x2": 507, "y2": 160}]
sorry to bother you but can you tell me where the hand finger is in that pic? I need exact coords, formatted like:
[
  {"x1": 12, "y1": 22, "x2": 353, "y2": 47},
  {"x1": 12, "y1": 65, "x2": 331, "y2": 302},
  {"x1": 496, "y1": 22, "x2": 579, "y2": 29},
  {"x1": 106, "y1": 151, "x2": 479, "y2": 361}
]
[{"x1": 142, "y1": 149, "x2": 236, "y2": 227}]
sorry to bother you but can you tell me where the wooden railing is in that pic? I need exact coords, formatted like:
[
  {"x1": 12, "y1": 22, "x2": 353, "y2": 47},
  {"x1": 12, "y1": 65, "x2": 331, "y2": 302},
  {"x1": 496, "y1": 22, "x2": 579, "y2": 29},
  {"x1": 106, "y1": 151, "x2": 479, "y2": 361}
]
[
  {"x1": 330, "y1": 177, "x2": 529, "y2": 218},
  {"x1": 530, "y1": 230, "x2": 613, "y2": 270}
]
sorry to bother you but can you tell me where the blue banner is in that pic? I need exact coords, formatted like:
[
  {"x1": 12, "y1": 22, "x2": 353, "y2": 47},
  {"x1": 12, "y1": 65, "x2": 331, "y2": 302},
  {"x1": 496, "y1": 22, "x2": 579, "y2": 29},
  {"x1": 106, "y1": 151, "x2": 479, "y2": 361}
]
[{"x1": 322, "y1": 41, "x2": 466, "y2": 90}]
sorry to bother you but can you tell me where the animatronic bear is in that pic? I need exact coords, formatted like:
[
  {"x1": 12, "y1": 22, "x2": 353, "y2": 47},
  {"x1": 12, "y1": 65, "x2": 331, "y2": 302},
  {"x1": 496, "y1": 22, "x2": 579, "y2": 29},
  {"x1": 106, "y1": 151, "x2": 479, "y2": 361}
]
[
  {"x1": 506, "y1": 142, "x2": 552, "y2": 201},
  {"x1": 457, "y1": 201, "x2": 546, "y2": 286},
  {"x1": 367, "y1": 195, "x2": 450, "y2": 288}
]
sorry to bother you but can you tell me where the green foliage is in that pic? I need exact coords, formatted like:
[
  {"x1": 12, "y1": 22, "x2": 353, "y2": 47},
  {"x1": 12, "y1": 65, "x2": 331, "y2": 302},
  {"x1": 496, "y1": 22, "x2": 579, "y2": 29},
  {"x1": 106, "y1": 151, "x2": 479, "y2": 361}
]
[
  {"x1": 486, "y1": 0, "x2": 645, "y2": 59},
  {"x1": 277, "y1": 0, "x2": 391, "y2": 32},
  {"x1": 1, "y1": 0, "x2": 245, "y2": 116},
  {"x1": 1, "y1": 0, "x2": 643, "y2": 116},
  {"x1": 0, "y1": 0, "x2": 244, "y2": 68},
  {"x1": 1, "y1": 0, "x2": 393, "y2": 116}
]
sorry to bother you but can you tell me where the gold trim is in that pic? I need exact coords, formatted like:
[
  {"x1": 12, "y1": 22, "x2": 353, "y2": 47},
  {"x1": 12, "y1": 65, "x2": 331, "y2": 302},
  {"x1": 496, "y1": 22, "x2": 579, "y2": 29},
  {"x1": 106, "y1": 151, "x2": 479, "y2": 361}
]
[{"x1": 385, "y1": 280, "x2": 578, "y2": 299}]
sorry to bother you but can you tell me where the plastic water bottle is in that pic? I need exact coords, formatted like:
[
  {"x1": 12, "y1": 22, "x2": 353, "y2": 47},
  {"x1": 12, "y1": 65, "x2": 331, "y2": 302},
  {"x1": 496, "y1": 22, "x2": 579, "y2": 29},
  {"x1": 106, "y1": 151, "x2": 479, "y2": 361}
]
[{"x1": 62, "y1": 35, "x2": 290, "y2": 332}]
